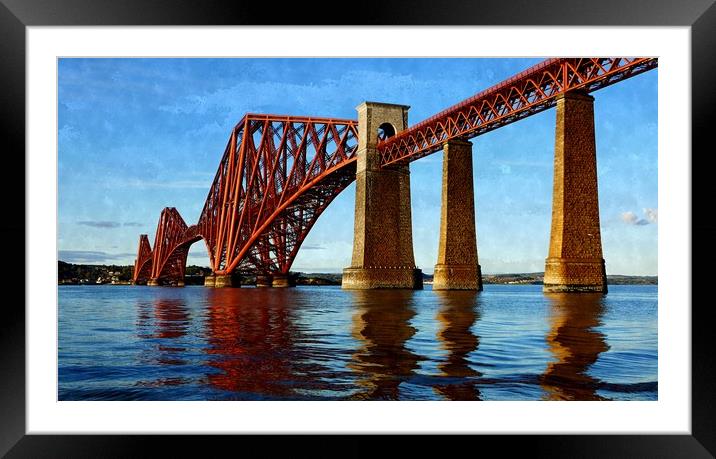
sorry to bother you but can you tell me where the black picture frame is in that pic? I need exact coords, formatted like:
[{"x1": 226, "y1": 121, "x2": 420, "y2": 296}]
[{"x1": 2, "y1": 1, "x2": 713, "y2": 456}]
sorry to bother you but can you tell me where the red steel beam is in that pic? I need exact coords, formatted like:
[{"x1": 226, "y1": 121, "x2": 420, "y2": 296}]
[{"x1": 378, "y1": 57, "x2": 658, "y2": 167}]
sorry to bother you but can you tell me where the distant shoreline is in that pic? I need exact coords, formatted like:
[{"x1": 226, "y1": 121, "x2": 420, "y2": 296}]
[{"x1": 58, "y1": 261, "x2": 657, "y2": 286}]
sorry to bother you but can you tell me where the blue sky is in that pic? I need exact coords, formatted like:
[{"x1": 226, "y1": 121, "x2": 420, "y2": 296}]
[{"x1": 58, "y1": 58, "x2": 657, "y2": 275}]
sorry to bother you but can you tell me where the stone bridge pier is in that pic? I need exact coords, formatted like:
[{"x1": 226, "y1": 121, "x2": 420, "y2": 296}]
[
  {"x1": 544, "y1": 91, "x2": 607, "y2": 293},
  {"x1": 433, "y1": 138, "x2": 482, "y2": 291},
  {"x1": 205, "y1": 273, "x2": 241, "y2": 288},
  {"x1": 342, "y1": 102, "x2": 423, "y2": 289},
  {"x1": 205, "y1": 272, "x2": 295, "y2": 288}
]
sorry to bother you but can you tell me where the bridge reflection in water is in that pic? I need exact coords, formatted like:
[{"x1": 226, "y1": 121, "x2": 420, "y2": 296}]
[
  {"x1": 59, "y1": 283, "x2": 656, "y2": 400},
  {"x1": 135, "y1": 298, "x2": 191, "y2": 386},
  {"x1": 433, "y1": 291, "x2": 481, "y2": 401},
  {"x1": 126, "y1": 288, "x2": 616, "y2": 400},
  {"x1": 138, "y1": 298, "x2": 191, "y2": 340},
  {"x1": 204, "y1": 288, "x2": 301, "y2": 398},
  {"x1": 541, "y1": 293, "x2": 609, "y2": 400},
  {"x1": 348, "y1": 290, "x2": 420, "y2": 400}
]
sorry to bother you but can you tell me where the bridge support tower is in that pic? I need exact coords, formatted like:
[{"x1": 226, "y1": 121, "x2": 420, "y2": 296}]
[
  {"x1": 244, "y1": 273, "x2": 296, "y2": 287},
  {"x1": 544, "y1": 91, "x2": 607, "y2": 293},
  {"x1": 272, "y1": 274, "x2": 295, "y2": 288},
  {"x1": 146, "y1": 278, "x2": 184, "y2": 287},
  {"x1": 342, "y1": 102, "x2": 422, "y2": 289},
  {"x1": 214, "y1": 274, "x2": 241, "y2": 288},
  {"x1": 433, "y1": 138, "x2": 482, "y2": 291},
  {"x1": 256, "y1": 274, "x2": 272, "y2": 287}
]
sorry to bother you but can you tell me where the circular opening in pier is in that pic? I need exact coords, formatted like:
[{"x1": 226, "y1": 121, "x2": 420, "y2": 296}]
[{"x1": 377, "y1": 122, "x2": 396, "y2": 141}]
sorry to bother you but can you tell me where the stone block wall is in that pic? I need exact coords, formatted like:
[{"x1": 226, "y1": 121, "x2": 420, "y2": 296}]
[
  {"x1": 433, "y1": 138, "x2": 482, "y2": 291},
  {"x1": 343, "y1": 102, "x2": 422, "y2": 289},
  {"x1": 544, "y1": 91, "x2": 607, "y2": 293}
]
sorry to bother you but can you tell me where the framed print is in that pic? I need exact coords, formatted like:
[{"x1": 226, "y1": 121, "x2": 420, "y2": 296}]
[{"x1": 3, "y1": 0, "x2": 715, "y2": 456}]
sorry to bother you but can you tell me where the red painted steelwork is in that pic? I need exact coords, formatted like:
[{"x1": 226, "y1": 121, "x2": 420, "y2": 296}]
[
  {"x1": 132, "y1": 57, "x2": 657, "y2": 285},
  {"x1": 135, "y1": 115, "x2": 359, "y2": 284},
  {"x1": 149, "y1": 208, "x2": 201, "y2": 284},
  {"x1": 132, "y1": 234, "x2": 153, "y2": 284},
  {"x1": 198, "y1": 115, "x2": 359, "y2": 276},
  {"x1": 378, "y1": 57, "x2": 658, "y2": 166}
]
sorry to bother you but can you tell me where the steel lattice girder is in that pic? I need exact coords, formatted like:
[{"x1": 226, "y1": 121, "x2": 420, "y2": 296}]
[
  {"x1": 196, "y1": 115, "x2": 359, "y2": 275},
  {"x1": 132, "y1": 234, "x2": 153, "y2": 283},
  {"x1": 378, "y1": 57, "x2": 658, "y2": 166},
  {"x1": 236, "y1": 162, "x2": 356, "y2": 274},
  {"x1": 150, "y1": 207, "x2": 191, "y2": 281}
]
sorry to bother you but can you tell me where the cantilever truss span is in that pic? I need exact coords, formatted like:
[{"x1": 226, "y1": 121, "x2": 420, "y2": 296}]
[
  {"x1": 132, "y1": 234, "x2": 153, "y2": 284},
  {"x1": 133, "y1": 57, "x2": 657, "y2": 285},
  {"x1": 134, "y1": 115, "x2": 359, "y2": 284}
]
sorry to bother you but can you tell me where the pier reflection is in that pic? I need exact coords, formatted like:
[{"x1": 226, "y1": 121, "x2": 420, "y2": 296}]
[
  {"x1": 541, "y1": 293, "x2": 609, "y2": 400},
  {"x1": 433, "y1": 291, "x2": 481, "y2": 400},
  {"x1": 348, "y1": 290, "x2": 420, "y2": 400}
]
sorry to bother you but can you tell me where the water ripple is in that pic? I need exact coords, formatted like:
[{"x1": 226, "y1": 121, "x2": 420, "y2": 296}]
[{"x1": 58, "y1": 284, "x2": 657, "y2": 401}]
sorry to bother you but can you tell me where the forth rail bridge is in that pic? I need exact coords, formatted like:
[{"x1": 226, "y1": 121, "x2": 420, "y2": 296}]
[{"x1": 132, "y1": 57, "x2": 657, "y2": 293}]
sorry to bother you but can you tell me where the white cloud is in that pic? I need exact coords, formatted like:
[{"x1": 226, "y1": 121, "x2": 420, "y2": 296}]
[
  {"x1": 58, "y1": 124, "x2": 80, "y2": 142},
  {"x1": 621, "y1": 210, "x2": 649, "y2": 226},
  {"x1": 77, "y1": 220, "x2": 120, "y2": 228},
  {"x1": 643, "y1": 208, "x2": 658, "y2": 223}
]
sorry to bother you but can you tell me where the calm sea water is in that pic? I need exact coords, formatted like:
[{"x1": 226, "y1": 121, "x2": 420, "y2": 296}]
[{"x1": 58, "y1": 284, "x2": 657, "y2": 401}]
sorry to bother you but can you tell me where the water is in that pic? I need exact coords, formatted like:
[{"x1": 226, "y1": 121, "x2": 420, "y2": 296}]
[{"x1": 58, "y1": 284, "x2": 657, "y2": 401}]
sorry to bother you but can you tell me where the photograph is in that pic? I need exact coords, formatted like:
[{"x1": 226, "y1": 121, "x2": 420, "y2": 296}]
[
  {"x1": 57, "y1": 57, "x2": 659, "y2": 402},
  {"x1": 3, "y1": 2, "x2": 711, "y2": 453}
]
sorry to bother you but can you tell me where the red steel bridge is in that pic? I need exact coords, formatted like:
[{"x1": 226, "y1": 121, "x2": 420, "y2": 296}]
[{"x1": 133, "y1": 57, "x2": 657, "y2": 286}]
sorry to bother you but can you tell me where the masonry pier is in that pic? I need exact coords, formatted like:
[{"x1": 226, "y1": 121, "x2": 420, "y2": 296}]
[
  {"x1": 342, "y1": 102, "x2": 423, "y2": 289},
  {"x1": 214, "y1": 274, "x2": 241, "y2": 288},
  {"x1": 271, "y1": 274, "x2": 295, "y2": 288},
  {"x1": 544, "y1": 91, "x2": 607, "y2": 293},
  {"x1": 256, "y1": 274, "x2": 273, "y2": 288},
  {"x1": 432, "y1": 138, "x2": 482, "y2": 291}
]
